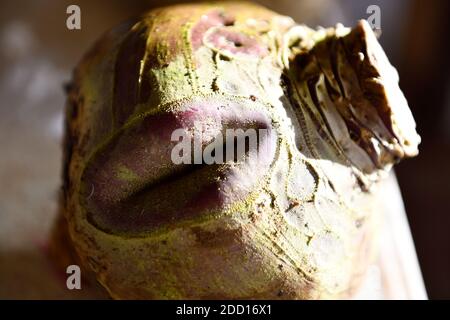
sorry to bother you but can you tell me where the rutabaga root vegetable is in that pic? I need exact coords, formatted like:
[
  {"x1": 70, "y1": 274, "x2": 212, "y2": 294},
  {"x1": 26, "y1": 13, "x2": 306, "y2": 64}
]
[{"x1": 52, "y1": 1, "x2": 420, "y2": 299}]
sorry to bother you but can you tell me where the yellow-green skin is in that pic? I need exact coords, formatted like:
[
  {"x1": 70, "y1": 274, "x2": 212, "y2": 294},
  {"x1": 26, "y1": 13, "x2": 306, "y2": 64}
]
[{"x1": 61, "y1": 2, "x2": 419, "y2": 299}]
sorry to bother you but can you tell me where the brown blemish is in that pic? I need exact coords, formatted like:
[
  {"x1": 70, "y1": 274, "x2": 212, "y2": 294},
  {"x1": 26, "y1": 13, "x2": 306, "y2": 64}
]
[
  {"x1": 191, "y1": 226, "x2": 241, "y2": 248},
  {"x1": 286, "y1": 200, "x2": 300, "y2": 212}
]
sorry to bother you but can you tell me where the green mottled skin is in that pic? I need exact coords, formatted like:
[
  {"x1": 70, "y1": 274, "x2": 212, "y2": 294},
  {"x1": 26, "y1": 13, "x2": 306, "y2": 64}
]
[{"x1": 57, "y1": 1, "x2": 419, "y2": 299}]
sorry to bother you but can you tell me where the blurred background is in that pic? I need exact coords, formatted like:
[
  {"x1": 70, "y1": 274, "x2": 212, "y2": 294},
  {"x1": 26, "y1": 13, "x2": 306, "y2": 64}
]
[{"x1": 0, "y1": 0, "x2": 448, "y2": 299}]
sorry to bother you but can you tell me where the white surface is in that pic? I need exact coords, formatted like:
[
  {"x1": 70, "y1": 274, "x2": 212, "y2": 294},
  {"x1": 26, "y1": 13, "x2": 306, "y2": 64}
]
[
  {"x1": 354, "y1": 172, "x2": 427, "y2": 300},
  {"x1": 378, "y1": 172, "x2": 427, "y2": 299}
]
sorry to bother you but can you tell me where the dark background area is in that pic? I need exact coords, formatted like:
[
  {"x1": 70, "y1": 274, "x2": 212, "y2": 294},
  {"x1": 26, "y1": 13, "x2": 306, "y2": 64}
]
[{"x1": 0, "y1": 0, "x2": 449, "y2": 299}]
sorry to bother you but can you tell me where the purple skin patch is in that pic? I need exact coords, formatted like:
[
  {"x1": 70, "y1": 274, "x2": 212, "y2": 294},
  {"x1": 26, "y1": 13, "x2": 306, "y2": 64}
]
[
  {"x1": 204, "y1": 27, "x2": 268, "y2": 58},
  {"x1": 82, "y1": 98, "x2": 277, "y2": 235},
  {"x1": 190, "y1": 10, "x2": 267, "y2": 58},
  {"x1": 190, "y1": 10, "x2": 235, "y2": 51}
]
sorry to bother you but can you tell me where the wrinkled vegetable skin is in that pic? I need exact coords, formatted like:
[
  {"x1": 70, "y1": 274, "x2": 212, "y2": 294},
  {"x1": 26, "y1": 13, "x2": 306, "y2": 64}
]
[{"x1": 54, "y1": 1, "x2": 419, "y2": 299}]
